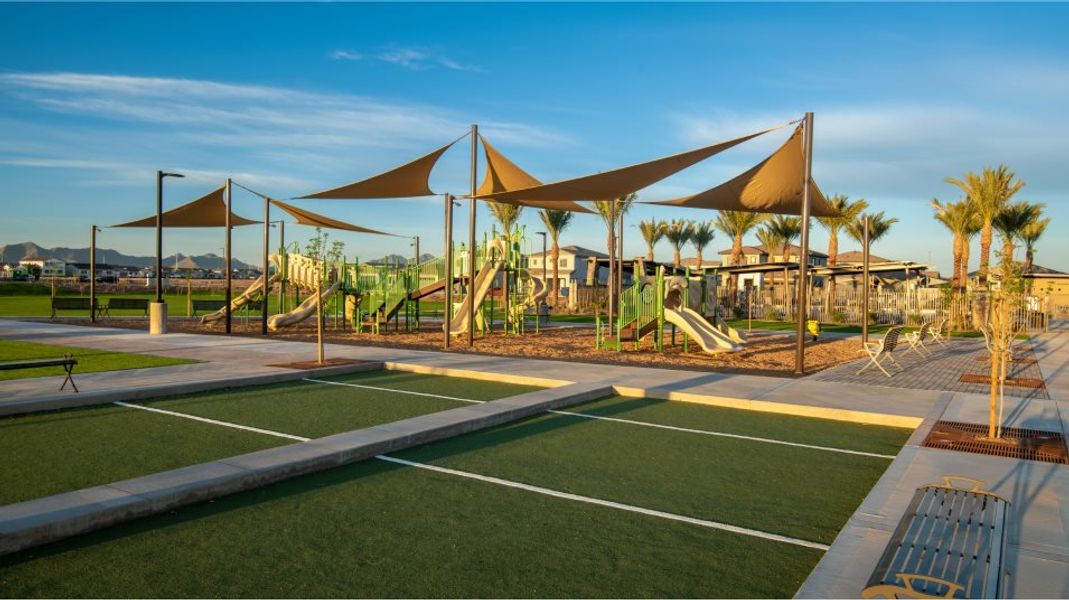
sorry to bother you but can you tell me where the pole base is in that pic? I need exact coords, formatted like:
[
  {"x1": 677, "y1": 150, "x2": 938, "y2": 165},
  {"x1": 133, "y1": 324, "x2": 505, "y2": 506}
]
[{"x1": 149, "y1": 301, "x2": 168, "y2": 335}]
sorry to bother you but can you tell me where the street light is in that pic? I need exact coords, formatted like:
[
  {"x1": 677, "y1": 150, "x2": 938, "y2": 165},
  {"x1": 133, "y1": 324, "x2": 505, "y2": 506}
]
[
  {"x1": 152, "y1": 170, "x2": 183, "y2": 335},
  {"x1": 90, "y1": 225, "x2": 101, "y2": 323}
]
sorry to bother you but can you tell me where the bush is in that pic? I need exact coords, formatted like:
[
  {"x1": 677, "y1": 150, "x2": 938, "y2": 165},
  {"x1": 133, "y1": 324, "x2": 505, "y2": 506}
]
[
  {"x1": 828, "y1": 308, "x2": 846, "y2": 323},
  {"x1": 765, "y1": 307, "x2": 781, "y2": 321},
  {"x1": 906, "y1": 312, "x2": 923, "y2": 326}
]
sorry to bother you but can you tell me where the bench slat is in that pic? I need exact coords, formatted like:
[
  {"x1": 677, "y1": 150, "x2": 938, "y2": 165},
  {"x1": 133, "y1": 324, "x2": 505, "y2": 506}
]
[{"x1": 0, "y1": 358, "x2": 76, "y2": 370}]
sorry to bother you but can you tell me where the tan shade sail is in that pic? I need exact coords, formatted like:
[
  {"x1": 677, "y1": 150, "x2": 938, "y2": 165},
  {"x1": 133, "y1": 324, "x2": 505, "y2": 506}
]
[
  {"x1": 653, "y1": 125, "x2": 839, "y2": 217},
  {"x1": 298, "y1": 138, "x2": 459, "y2": 200},
  {"x1": 475, "y1": 125, "x2": 782, "y2": 203},
  {"x1": 112, "y1": 185, "x2": 259, "y2": 228},
  {"x1": 271, "y1": 200, "x2": 400, "y2": 236},
  {"x1": 475, "y1": 136, "x2": 592, "y2": 213}
]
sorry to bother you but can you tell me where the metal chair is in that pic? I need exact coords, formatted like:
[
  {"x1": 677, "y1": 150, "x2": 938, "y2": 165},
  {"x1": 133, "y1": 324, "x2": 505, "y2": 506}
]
[
  {"x1": 903, "y1": 322, "x2": 932, "y2": 358},
  {"x1": 858, "y1": 326, "x2": 904, "y2": 377}
]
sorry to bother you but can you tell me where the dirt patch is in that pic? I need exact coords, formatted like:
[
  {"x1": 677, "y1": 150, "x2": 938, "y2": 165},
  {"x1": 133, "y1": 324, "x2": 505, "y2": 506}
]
[{"x1": 53, "y1": 316, "x2": 866, "y2": 378}]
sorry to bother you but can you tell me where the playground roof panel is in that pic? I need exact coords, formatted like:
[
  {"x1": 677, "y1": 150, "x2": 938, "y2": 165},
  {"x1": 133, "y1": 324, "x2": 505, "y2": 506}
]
[
  {"x1": 298, "y1": 137, "x2": 460, "y2": 200},
  {"x1": 474, "y1": 125, "x2": 783, "y2": 203},
  {"x1": 271, "y1": 200, "x2": 400, "y2": 236},
  {"x1": 112, "y1": 185, "x2": 259, "y2": 228},
  {"x1": 652, "y1": 126, "x2": 839, "y2": 217}
]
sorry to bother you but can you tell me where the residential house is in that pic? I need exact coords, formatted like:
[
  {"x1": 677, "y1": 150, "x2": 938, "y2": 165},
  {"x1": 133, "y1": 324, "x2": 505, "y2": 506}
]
[{"x1": 526, "y1": 245, "x2": 610, "y2": 295}]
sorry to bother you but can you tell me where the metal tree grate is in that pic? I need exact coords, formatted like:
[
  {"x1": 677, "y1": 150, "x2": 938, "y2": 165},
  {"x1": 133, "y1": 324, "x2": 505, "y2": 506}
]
[
  {"x1": 958, "y1": 374, "x2": 1045, "y2": 388},
  {"x1": 924, "y1": 420, "x2": 1069, "y2": 464}
]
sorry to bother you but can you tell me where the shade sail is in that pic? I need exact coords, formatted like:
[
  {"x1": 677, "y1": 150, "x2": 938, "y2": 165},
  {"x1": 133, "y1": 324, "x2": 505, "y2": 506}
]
[
  {"x1": 474, "y1": 125, "x2": 782, "y2": 203},
  {"x1": 474, "y1": 136, "x2": 592, "y2": 213},
  {"x1": 271, "y1": 200, "x2": 400, "y2": 236},
  {"x1": 652, "y1": 125, "x2": 839, "y2": 217},
  {"x1": 112, "y1": 185, "x2": 259, "y2": 228},
  {"x1": 298, "y1": 138, "x2": 459, "y2": 200}
]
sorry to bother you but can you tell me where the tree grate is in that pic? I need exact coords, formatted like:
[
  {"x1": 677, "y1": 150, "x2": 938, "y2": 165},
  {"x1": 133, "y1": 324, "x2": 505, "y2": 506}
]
[
  {"x1": 958, "y1": 373, "x2": 1045, "y2": 388},
  {"x1": 923, "y1": 420, "x2": 1069, "y2": 464}
]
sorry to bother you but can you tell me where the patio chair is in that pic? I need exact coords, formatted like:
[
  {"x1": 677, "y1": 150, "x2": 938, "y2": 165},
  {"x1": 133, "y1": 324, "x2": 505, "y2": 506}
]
[
  {"x1": 903, "y1": 322, "x2": 932, "y2": 358},
  {"x1": 927, "y1": 318, "x2": 948, "y2": 345},
  {"x1": 858, "y1": 326, "x2": 904, "y2": 377}
]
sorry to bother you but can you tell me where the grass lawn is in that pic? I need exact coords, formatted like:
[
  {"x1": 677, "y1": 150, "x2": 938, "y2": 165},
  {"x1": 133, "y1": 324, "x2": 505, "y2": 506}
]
[
  {"x1": 146, "y1": 370, "x2": 540, "y2": 439},
  {"x1": 0, "y1": 339, "x2": 196, "y2": 381}
]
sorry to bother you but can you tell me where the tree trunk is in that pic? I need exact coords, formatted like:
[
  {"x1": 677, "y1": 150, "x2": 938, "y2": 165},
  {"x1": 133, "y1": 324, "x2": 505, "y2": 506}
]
[
  {"x1": 673, "y1": 248, "x2": 681, "y2": 269},
  {"x1": 729, "y1": 234, "x2": 743, "y2": 304},
  {"x1": 979, "y1": 222, "x2": 993, "y2": 281},
  {"x1": 951, "y1": 234, "x2": 962, "y2": 291},
  {"x1": 646, "y1": 245, "x2": 654, "y2": 262},
  {"x1": 1002, "y1": 239, "x2": 1014, "y2": 265},
  {"x1": 826, "y1": 231, "x2": 839, "y2": 315},
  {"x1": 551, "y1": 242, "x2": 560, "y2": 306},
  {"x1": 960, "y1": 235, "x2": 971, "y2": 289},
  {"x1": 696, "y1": 250, "x2": 703, "y2": 270}
]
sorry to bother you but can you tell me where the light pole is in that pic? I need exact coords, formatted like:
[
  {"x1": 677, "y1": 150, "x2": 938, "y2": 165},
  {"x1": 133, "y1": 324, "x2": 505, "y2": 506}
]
[
  {"x1": 153, "y1": 170, "x2": 183, "y2": 334},
  {"x1": 90, "y1": 225, "x2": 101, "y2": 323}
]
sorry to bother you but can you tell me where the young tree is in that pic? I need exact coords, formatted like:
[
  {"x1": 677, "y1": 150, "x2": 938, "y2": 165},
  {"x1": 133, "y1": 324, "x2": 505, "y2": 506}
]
[
  {"x1": 713, "y1": 210, "x2": 766, "y2": 297},
  {"x1": 663, "y1": 219, "x2": 694, "y2": 268},
  {"x1": 1021, "y1": 216, "x2": 1050, "y2": 272},
  {"x1": 846, "y1": 211, "x2": 898, "y2": 251},
  {"x1": 592, "y1": 193, "x2": 636, "y2": 298},
  {"x1": 689, "y1": 220, "x2": 715, "y2": 269},
  {"x1": 931, "y1": 198, "x2": 980, "y2": 290},
  {"x1": 537, "y1": 209, "x2": 575, "y2": 304},
  {"x1": 764, "y1": 215, "x2": 802, "y2": 260},
  {"x1": 945, "y1": 165, "x2": 1025, "y2": 281},
  {"x1": 993, "y1": 201, "x2": 1044, "y2": 263},
  {"x1": 488, "y1": 201, "x2": 524, "y2": 240},
  {"x1": 638, "y1": 219, "x2": 666, "y2": 262},
  {"x1": 304, "y1": 227, "x2": 328, "y2": 260}
]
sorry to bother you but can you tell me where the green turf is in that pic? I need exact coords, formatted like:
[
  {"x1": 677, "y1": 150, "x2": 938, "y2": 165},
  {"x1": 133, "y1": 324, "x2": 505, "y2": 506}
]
[
  {"x1": 395, "y1": 402, "x2": 899, "y2": 545},
  {"x1": 0, "y1": 459, "x2": 821, "y2": 598},
  {"x1": 0, "y1": 404, "x2": 288, "y2": 505},
  {"x1": 145, "y1": 371, "x2": 540, "y2": 439},
  {"x1": 569, "y1": 395, "x2": 911, "y2": 456},
  {"x1": 0, "y1": 339, "x2": 196, "y2": 381}
]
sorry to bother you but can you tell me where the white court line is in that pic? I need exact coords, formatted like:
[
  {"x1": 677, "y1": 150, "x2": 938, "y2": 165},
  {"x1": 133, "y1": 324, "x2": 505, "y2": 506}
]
[
  {"x1": 377, "y1": 455, "x2": 829, "y2": 551},
  {"x1": 113, "y1": 400, "x2": 828, "y2": 551},
  {"x1": 113, "y1": 402, "x2": 311, "y2": 442},
  {"x1": 302, "y1": 378, "x2": 895, "y2": 459}
]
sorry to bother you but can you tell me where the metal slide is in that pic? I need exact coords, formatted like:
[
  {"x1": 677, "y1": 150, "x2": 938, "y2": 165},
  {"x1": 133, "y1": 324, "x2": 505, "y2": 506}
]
[{"x1": 200, "y1": 271, "x2": 280, "y2": 325}]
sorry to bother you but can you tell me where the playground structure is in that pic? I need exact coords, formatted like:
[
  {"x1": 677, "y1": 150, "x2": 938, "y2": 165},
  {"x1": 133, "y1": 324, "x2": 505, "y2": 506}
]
[{"x1": 601, "y1": 266, "x2": 746, "y2": 355}]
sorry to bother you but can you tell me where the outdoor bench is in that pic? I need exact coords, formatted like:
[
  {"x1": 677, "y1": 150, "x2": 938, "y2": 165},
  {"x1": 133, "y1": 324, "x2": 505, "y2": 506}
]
[
  {"x1": 50, "y1": 297, "x2": 95, "y2": 320},
  {"x1": 862, "y1": 476, "x2": 1010, "y2": 599},
  {"x1": 101, "y1": 297, "x2": 150, "y2": 317},
  {"x1": 0, "y1": 355, "x2": 78, "y2": 392},
  {"x1": 192, "y1": 299, "x2": 227, "y2": 315}
]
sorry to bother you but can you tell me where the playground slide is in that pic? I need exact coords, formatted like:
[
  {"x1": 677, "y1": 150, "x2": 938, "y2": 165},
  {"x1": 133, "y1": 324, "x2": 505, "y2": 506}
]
[
  {"x1": 530, "y1": 277, "x2": 549, "y2": 306},
  {"x1": 714, "y1": 316, "x2": 748, "y2": 344},
  {"x1": 664, "y1": 307, "x2": 743, "y2": 353},
  {"x1": 200, "y1": 272, "x2": 280, "y2": 325},
  {"x1": 267, "y1": 278, "x2": 341, "y2": 331},
  {"x1": 449, "y1": 256, "x2": 503, "y2": 336}
]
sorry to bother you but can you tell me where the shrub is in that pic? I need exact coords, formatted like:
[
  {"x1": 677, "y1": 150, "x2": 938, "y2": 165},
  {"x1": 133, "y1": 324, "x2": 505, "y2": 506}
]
[
  {"x1": 829, "y1": 308, "x2": 846, "y2": 323},
  {"x1": 765, "y1": 307, "x2": 781, "y2": 321}
]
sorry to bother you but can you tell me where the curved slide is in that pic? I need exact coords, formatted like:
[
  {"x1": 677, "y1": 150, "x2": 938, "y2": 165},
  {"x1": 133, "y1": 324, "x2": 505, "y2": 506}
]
[
  {"x1": 200, "y1": 272, "x2": 280, "y2": 325},
  {"x1": 449, "y1": 239, "x2": 507, "y2": 336},
  {"x1": 663, "y1": 276, "x2": 742, "y2": 354},
  {"x1": 267, "y1": 278, "x2": 341, "y2": 331}
]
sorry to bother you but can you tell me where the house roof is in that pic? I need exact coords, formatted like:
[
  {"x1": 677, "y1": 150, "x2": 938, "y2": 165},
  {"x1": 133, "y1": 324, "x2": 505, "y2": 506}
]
[
  {"x1": 679, "y1": 257, "x2": 721, "y2": 269},
  {"x1": 834, "y1": 250, "x2": 893, "y2": 264},
  {"x1": 718, "y1": 244, "x2": 827, "y2": 258},
  {"x1": 528, "y1": 245, "x2": 608, "y2": 259}
]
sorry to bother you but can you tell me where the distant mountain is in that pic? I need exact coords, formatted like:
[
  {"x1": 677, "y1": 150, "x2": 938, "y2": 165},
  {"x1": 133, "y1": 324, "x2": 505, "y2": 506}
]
[
  {"x1": 366, "y1": 253, "x2": 436, "y2": 266},
  {"x1": 0, "y1": 242, "x2": 255, "y2": 270}
]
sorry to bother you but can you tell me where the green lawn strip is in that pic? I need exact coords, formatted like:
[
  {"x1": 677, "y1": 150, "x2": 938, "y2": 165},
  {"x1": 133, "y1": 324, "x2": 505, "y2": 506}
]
[
  {"x1": 0, "y1": 459, "x2": 820, "y2": 597},
  {"x1": 144, "y1": 371, "x2": 539, "y2": 439},
  {"x1": 570, "y1": 395, "x2": 911, "y2": 456},
  {"x1": 0, "y1": 404, "x2": 287, "y2": 506},
  {"x1": 395, "y1": 408, "x2": 896, "y2": 545},
  {"x1": 0, "y1": 339, "x2": 196, "y2": 381}
]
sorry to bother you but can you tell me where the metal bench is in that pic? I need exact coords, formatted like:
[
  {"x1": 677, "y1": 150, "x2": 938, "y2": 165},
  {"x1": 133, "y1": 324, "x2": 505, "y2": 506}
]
[
  {"x1": 859, "y1": 326, "x2": 904, "y2": 377},
  {"x1": 862, "y1": 476, "x2": 1010, "y2": 599},
  {"x1": 101, "y1": 297, "x2": 150, "y2": 317},
  {"x1": 0, "y1": 355, "x2": 79, "y2": 392},
  {"x1": 192, "y1": 299, "x2": 227, "y2": 316},
  {"x1": 50, "y1": 297, "x2": 94, "y2": 320}
]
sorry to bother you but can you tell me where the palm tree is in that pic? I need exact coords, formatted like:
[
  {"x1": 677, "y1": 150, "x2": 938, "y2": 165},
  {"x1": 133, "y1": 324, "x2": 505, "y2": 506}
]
[
  {"x1": 1021, "y1": 216, "x2": 1050, "y2": 272},
  {"x1": 487, "y1": 201, "x2": 523, "y2": 240},
  {"x1": 755, "y1": 226, "x2": 789, "y2": 298},
  {"x1": 592, "y1": 193, "x2": 636, "y2": 299},
  {"x1": 817, "y1": 195, "x2": 868, "y2": 307},
  {"x1": 992, "y1": 201, "x2": 1044, "y2": 264},
  {"x1": 713, "y1": 210, "x2": 766, "y2": 296},
  {"x1": 689, "y1": 221, "x2": 715, "y2": 269},
  {"x1": 638, "y1": 219, "x2": 666, "y2": 262},
  {"x1": 931, "y1": 198, "x2": 980, "y2": 290},
  {"x1": 846, "y1": 211, "x2": 898, "y2": 251},
  {"x1": 663, "y1": 219, "x2": 694, "y2": 268},
  {"x1": 764, "y1": 215, "x2": 801, "y2": 260},
  {"x1": 945, "y1": 165, "x2": 1025, "y2": 281},
  {"x1": 538, "y1": 209, "x2": 575, "y2": 304}
]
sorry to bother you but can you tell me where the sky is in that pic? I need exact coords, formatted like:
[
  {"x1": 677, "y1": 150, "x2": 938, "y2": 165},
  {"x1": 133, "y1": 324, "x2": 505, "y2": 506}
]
[{"x1": 0, "y1": 2, "x2": 1066, "y2": 274}]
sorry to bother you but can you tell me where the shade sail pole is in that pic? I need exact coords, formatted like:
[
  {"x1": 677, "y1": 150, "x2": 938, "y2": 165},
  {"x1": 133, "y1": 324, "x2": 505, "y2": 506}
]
[
  {"x1": 862, "y1": 215, "x2": 870, "y2": 346},
  {"x1": 262, "y1": 196, "x2": 270, "y2": 336},
  {"x1": 444, "y1": 194, "x2": 453, "y2": 348},
  {"x1": 155, "y1": 171, "x2": 164, "y2": 304},
  {"x1": 225, "y1": 177, "x2": 233, "y2": 334},
  {"x1": 794, "y1": 112, "x2": 814, "y2": 375},
  {"x1": 608, "y1": 199, "x2": 616, "y2": 343},
  {"x1": 467, "y1": 123, "x2": 478, "y2": 348}
]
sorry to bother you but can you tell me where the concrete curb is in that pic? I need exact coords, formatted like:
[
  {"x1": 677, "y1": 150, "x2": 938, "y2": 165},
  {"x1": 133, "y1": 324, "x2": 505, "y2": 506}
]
[{"x1": 0, "y1": 382, "x2": 612, "y2": 557}]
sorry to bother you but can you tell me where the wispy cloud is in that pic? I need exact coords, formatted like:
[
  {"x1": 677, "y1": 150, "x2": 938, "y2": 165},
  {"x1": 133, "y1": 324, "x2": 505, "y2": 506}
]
[
  {"x1": 379, "y1": 48, "x2": 429, "y2": 70},
  {"x1": 329, "y1": 49, "x2": 362, "y2": 61},
  {"x1": 331, "y1": 47, "x2": 484, "y2": 73}
]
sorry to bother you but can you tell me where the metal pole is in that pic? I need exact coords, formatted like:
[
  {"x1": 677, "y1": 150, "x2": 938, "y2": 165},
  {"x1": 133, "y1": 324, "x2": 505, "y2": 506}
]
[
  {"x1": 794, "y1": 111, "x2": 814, "y2": 375},
  {"x1": 444, "y1": 194, "x2": 454, "y2": 349},
  {"x1": 90, "y1": 225, "x2": 97, "y2": 323},
  {"x1": 278, "y1": 220, "x2": 286, "y2": 313},
  {"x1": 862, "y1": 215, "x2": 870, "y2": 345},
  {"x1": 155, "y1": 171, "x2": 164, "y2": 303},
  {"x1": 608, "y1": 199, "x2": 616, "y2": 342},
  {"x1": 467, "y1": 123, "x2": 478, "y2": 347},
  {"x1": 414, "y1": 235, "x2": 420, "y2": 329},
  {"x1": 262, "y1": 197, "x2": 270, "y2": 335},
  {"x1": 225, "y1": 177, "x2": 233, "y2": 334},
  {"x1": 618, "y1": 205, "x2": 625, "y2": 309}
]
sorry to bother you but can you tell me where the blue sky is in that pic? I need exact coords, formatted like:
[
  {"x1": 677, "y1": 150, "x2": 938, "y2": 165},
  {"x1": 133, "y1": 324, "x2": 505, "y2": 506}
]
[{"x1": 1, "y1": 2, "x2": 1066, "y2": 273}]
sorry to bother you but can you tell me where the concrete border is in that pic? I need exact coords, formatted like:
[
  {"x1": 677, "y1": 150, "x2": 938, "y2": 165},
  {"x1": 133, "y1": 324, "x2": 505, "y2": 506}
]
[
  {"x1": 0, "y1": 382, "x2": 612, "y2": 557},
  {"x1": 382, "y1": 361, "x2": 571, "y2": 389},
  {"x1": 614, "y1": 385, "x2": 924, "y2": 429}
]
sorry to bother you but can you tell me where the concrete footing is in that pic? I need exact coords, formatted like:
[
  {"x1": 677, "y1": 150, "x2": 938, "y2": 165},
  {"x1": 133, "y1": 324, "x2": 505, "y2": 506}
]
[{"x1": 149, "y1": 301, "x2": 167, "y2": 335}]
